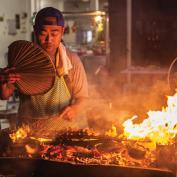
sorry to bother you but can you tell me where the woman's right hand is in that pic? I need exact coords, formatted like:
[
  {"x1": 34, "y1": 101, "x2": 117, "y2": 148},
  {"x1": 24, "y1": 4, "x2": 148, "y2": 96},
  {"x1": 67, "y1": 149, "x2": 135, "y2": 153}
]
[
  {"x1": 0, "y1": 67, "x2": 20, "y2": 99},
  {"x1": 0, "y1": 67, "x2": 21, "y2": 84}
]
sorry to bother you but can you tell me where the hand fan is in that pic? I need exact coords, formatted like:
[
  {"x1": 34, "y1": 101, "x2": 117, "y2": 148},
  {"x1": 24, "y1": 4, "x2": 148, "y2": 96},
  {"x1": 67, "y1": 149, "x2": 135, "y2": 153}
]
[{"x1": 8, "y1": 40, "x2": 56, "y2": 95}]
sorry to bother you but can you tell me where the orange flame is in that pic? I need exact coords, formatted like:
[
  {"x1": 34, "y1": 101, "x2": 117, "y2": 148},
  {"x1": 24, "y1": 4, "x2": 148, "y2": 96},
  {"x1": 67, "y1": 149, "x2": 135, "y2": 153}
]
[
  {"x1": 122, "y1": 92, "x2": 177, "y2": 145},
  {"x1": 10, "y1": 125, "x2": 30, "y2": 142},
  {"x1": 105, "y1": 125, "x2": 117, "y2": 137}
]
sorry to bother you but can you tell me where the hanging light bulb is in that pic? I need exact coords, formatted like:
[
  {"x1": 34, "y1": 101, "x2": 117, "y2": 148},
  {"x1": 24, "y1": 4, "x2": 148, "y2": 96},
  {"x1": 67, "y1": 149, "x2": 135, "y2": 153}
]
[{"x1": 94, "y1": 15, "x2": 102, "y2": 23}]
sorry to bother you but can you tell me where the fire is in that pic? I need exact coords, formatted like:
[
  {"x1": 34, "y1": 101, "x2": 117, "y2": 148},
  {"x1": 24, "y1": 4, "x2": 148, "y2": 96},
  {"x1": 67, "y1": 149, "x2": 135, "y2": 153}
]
[
  {"x1": 122, "y1": 92, "x2": 177, "y2": 145},
  {"x1": 25, "y1": 144, "x2": 38, "y2": 155},
  {"x1": 9, "y1": 125, "x2": 30, "y2": 142},
  {"x1": 105, "y1": 125, "x2": 117, "y2": 137}
]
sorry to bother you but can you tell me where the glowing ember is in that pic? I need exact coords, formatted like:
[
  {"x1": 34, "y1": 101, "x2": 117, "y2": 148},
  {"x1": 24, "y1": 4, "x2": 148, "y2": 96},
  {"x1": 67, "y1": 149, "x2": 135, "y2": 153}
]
[
  {"x1": 30, "y1": 136, "x2": 52, "y2": 143},
  {"x1": 122, "y1": 92, "x2": 177, "y2": 145},
  {"x1": 9, "y1": 125, "x2": 30, "y2": 142}
]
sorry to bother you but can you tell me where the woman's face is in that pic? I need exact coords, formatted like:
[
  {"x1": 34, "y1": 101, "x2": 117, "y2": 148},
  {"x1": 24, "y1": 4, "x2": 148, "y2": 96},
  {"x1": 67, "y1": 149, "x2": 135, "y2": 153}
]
[{"x1": 37, "y1": 25, "x2": 64, "y2": 56}]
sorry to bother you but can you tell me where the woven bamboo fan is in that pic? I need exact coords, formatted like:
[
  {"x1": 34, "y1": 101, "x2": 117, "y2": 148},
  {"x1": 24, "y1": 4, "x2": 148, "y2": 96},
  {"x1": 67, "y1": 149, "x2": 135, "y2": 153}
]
[{"x1": 8, "y1": 40, "x2": 56, "y2": 95}]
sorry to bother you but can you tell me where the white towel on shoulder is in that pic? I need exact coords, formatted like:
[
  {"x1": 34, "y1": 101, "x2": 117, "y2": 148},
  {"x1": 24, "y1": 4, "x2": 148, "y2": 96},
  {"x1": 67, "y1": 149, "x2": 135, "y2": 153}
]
[{"x1": 58, "y1": 43, "x2": 72, "y2": 75}]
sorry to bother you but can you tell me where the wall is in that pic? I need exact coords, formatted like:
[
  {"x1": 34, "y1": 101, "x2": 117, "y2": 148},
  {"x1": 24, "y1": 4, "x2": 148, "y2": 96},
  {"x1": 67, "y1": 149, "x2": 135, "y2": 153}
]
[
  {"x1": 39, "y1": 0, "x2": 63, "y2": 10},
  {"x1": 0, "y1": 0, "x2": 31, "y2": 111},
  {"x1": 0, "y1": 0, "x2": 31, "y2": 67}
]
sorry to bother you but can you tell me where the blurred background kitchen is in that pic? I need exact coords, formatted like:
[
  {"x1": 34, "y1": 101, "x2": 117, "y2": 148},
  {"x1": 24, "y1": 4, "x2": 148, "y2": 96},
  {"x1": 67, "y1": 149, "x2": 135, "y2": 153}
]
[{"x1": 1, "y1": 0, "x2": 177, "y2": 132}]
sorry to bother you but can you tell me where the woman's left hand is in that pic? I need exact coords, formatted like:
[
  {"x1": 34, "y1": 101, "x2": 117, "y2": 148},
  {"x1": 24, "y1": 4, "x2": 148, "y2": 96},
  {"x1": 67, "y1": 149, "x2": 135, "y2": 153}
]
[{"x1": 60, "y1": 106, "x2": 77, "y2": 121}]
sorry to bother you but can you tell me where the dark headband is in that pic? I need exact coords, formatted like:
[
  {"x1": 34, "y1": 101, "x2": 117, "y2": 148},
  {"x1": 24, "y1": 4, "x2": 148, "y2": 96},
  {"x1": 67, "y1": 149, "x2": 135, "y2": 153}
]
[{"x1": 34, "y1": 7, "x2": 64, "y2": 31}]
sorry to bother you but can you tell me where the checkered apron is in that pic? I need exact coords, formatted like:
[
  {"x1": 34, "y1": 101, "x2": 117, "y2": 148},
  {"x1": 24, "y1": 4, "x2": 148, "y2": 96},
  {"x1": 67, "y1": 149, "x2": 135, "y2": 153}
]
[
  {"x1": 28, "y1": 76, "x2": 87, "y2": 131},
  {"x1": 31, "y1": 76, "x2": 71, "y2": 118}
]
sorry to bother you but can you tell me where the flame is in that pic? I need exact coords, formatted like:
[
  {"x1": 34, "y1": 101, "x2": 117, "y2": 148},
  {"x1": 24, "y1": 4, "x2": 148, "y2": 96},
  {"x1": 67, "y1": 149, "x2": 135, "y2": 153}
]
[
  {"x1": 105, "y1": 125, "x2": 117, "y2": 137},
  {"x1": 122, "y1": 92, "x2": 177, "y2": 145},
  {"x1": 25, "y1": 144, "x2": 38, "y2": 155},
  {"x1": 9, "y1": 125, "x2": 30, "y2": 142}
]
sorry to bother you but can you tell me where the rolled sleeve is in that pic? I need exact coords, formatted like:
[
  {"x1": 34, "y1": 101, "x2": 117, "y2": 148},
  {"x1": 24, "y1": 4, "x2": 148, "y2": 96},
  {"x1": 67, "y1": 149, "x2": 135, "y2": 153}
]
[{"x1": 68, "y1": 52, "x2": 88, "y2": 99}]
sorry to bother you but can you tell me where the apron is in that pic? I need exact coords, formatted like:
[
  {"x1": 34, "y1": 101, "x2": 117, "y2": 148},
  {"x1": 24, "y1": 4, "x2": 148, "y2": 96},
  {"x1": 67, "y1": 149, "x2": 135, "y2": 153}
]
[
  {"x1": 25, "y1": 76, "x2": 88, "y2": 132},
  {"x1": 31, "y1": 76, "x2": 71, "y2": 118}
]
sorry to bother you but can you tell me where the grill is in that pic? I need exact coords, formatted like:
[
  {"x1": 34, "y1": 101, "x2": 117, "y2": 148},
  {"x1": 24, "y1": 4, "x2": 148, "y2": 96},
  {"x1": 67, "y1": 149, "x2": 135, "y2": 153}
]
[
  {"x1": 0, "y1": 129, "x2": 176, "y2": 177},
  {"x1": 0, "y1": 157, "x2": 174, "y2": 177}
]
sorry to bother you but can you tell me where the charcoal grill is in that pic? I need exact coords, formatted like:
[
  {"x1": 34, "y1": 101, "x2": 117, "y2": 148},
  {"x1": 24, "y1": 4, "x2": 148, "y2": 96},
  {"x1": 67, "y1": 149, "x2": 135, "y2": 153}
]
[
  {"x1": 0, "y1": 157, "x2": 175, "y2": 177},
  {"x1": 0, "y1": 129, "x2": 176, "y2": 177}
]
